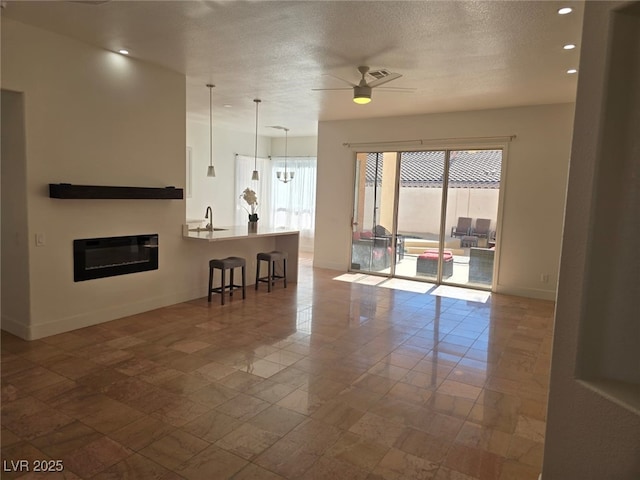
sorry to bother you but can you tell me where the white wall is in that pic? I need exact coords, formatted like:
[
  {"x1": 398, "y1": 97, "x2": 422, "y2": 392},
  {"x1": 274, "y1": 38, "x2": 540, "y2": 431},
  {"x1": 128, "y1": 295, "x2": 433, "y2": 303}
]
[
  {"x1": 316, "y1": 104, "x2": 574, "y2": 299},
  {"x1": 543, "y1": 2, "x2": 640, "y2": 477},
  {"x1": 1, "y1": 19, "x2": 283, "y2": 340},
  {"x1": 186, "y1": 118, "x2": 270, "y2": 225},
  {"x1": 1, "y1": 90, "x2": 31, "y2": 332},
  {"x1": 186, "y1": 120, "x2": 317, "y2": 226},
  {"x1": 0, "y1": 18, "x2": 182, "y2": 339},
  {"x1": 270, "y1": 136, "x2": 317, "y2": 158}
]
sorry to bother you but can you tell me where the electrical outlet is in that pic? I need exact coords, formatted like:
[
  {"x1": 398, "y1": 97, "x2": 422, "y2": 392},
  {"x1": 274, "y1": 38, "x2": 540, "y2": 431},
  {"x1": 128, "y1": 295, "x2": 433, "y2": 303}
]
[
  {"x1": 540, "y1": 273, "x2": 549, "y2": 284},
  {"x1": 35, "y1": 233, "x2": 46, "y2": 247}
]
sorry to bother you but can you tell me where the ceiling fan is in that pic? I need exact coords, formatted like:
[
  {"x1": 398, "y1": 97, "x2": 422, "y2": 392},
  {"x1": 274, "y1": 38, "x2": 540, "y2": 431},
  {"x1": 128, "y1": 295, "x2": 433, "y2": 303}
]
[{"x1": 313, "y1": 65, "x2": 414, "y2": 104}]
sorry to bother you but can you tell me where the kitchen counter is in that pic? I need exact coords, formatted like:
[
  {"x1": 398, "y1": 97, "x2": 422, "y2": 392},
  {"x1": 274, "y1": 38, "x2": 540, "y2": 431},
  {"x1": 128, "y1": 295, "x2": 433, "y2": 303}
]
[
  {"x1": 182, "y1": 225, "x2": 300, "y2": 284},
  {"x1": 183, "y1": 225, "x2": 299, "y2": 242}
]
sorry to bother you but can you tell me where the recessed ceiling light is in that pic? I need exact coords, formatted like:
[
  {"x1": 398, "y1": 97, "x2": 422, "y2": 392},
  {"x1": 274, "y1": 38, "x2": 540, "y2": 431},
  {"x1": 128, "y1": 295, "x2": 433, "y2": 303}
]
[
  {"x1": 558, "y1": 7, "x2": 573, "y2": 15},
  {"x1": 563, "y1": 44, "x2": 576, "y2": 50},
  {"x1": 567, "y1": 68, "x2": 578, "y2": 74},
  {"x1": 118, "y1": 49, "x2": 129, "y2": 55}
]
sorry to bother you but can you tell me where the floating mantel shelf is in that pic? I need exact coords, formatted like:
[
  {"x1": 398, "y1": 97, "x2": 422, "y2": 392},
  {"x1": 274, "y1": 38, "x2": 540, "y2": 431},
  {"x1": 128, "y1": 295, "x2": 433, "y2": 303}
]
[{"x1": 49, "y1": 183, "x2": 184, "y2": 200}]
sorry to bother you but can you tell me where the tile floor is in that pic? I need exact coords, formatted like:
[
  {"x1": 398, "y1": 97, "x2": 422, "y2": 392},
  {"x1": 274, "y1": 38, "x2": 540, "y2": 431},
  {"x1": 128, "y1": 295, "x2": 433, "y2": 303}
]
[{"x1": 1, "y1": 257, "x2": 553, "y2": 479}]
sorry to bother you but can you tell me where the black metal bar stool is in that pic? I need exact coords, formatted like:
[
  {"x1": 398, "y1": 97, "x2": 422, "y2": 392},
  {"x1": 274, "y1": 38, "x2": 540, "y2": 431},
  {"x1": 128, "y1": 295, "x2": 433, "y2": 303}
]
[
  {"x1": 208, "y1": 256, "x2": 246, "y2": 305},
  {"x1": 255, "y1": 251, "x2": 288, "y2": 292}
]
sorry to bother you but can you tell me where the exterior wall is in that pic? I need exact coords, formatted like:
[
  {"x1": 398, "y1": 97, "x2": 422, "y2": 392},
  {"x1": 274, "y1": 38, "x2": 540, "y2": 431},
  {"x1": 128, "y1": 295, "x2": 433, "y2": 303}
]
[
  {"x1": 362, "y1": 186, "x2": 500, "y2": 236},
  {"x1": 316, "y1": 103, "x2": 574, "y2": 300},
  {"x1": 543, "y1": 2, "x2": 640, "y2": 478}
]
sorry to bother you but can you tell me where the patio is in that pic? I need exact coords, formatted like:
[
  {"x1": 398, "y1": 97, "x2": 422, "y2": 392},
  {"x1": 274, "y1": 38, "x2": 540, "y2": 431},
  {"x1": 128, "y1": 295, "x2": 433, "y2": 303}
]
[{"x1": 355, "y1": 233, "x2": 495, "y2": 289}]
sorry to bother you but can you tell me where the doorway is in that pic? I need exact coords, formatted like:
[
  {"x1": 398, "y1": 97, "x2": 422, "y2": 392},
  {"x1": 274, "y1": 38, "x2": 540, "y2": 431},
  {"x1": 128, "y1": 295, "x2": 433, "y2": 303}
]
[{"x1": 350, "y1": 149, "x2": 502, "y2": 289}]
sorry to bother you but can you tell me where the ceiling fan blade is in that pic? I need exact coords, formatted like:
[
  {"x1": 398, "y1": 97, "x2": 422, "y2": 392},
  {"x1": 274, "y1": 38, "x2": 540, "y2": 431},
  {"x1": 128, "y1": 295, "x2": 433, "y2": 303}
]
[
  {"x1": 312, "y1": 87, "x2": 352, "y2": 91},
  {"x1": 376, "y1": 87, "x2": 416, "y2": 92},
  {"x1": 323, "y1": 73, "x2": 357, "y2": 87},
  {"x1": 368, "y1": 72, "x2": 402, "y2": 88}
]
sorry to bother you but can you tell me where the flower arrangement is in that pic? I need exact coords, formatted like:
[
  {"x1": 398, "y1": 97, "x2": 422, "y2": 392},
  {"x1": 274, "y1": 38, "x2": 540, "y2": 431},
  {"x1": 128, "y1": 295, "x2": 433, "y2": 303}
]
[{"x1": 240, "y1": 187, "x2": 259, "y2": 222}]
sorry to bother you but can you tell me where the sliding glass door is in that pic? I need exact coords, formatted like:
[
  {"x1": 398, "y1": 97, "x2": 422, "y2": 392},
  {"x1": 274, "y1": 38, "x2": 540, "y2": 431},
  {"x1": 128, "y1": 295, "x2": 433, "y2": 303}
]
[
  {"x1": 350, "y1": 152, "x2": 400, "y2": 275},
  {"x1": 395, "y1": 151, "x2": 445, "y2": 281},
  {"x1": 351, "y1": 148, "x2": 502, "y2": 290},
  {"x1": 444, "y1": 150, "x2": 501, "y2": 288}
]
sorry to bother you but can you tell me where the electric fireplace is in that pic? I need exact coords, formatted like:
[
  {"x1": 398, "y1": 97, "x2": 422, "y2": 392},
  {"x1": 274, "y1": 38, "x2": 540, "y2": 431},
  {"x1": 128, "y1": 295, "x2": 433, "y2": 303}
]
[{"x1": 73, "y1": 234, "x2": 158, "y2": 282}]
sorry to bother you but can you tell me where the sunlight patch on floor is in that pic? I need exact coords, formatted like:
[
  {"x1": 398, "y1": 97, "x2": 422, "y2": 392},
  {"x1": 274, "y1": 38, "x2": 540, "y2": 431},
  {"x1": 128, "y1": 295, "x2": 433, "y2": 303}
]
[
  {"x1": 431, "y1": 285, "x2": 491, "y2": 303},
  {"x1": 334, "y1": 274, "x2": 490, "y2": 301},
  {"x1": 333, "y1": 273, "x2": 386, "y2": 285},
  {"x1": 334, "y1": 274, "x2": 433, "y2": 293},
  {"x1": 378, "y1": 278, "x2": 434, "y2": 294}
]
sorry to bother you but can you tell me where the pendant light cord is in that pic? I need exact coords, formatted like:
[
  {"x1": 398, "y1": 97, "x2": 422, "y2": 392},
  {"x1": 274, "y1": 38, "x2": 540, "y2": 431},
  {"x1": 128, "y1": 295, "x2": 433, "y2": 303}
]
[
  {"x1": 284, "y1": 128, "x2": 288, "y2": 175},
  {"x1": 209, "y1": 85, "x2": 213, "y2": 167},
  {"x1": 254, "y1": 99, "x2": 260, "y2": 171},
  {"x1": 205, "y1": 84, "x2": 216, "y2": 177}
]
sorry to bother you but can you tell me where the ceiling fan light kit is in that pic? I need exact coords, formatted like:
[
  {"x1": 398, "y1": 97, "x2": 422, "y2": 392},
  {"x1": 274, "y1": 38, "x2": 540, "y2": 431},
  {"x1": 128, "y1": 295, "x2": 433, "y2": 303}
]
[{"x1": 353, "y1": 85, "x2": 372, "y2": 104}]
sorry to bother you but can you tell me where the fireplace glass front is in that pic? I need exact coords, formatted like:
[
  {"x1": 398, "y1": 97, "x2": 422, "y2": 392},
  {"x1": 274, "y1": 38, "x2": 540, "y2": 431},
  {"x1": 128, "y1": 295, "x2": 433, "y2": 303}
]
[{"x1": 73, "y1": 234, "x2": 158, "y2": 282}]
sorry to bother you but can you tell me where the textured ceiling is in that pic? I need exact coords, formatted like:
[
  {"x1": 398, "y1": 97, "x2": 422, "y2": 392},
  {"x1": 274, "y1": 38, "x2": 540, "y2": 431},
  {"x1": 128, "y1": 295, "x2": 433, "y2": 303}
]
[{"x1": 2, "y1": 0, "x2": 584, "y2": 136}]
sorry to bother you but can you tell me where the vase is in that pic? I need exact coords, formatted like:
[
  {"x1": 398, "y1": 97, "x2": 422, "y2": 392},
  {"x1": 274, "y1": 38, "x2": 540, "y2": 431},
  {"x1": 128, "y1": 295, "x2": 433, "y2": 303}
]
[{"x1": 248, "y1": 221, "x2": 258, "y2": 233}]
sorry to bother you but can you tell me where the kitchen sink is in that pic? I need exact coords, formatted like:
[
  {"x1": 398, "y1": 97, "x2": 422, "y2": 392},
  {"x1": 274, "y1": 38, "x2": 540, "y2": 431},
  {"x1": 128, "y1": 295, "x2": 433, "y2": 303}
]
[{"x1": 188, "y1": 227, "x2": 228, "y2": 232}]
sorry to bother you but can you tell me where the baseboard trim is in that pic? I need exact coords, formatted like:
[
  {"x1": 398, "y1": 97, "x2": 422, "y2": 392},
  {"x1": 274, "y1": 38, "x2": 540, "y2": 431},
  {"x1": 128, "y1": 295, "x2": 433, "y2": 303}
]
[
  {"x1": 312, "y1": 259, "x2": 346, "y2": 271},
  {"x1": 1, "y1": 314, "x2": 30, "y2": 340},
  {"x1": 495, "y1": 284, "x2": 557, "y2": 301},
  {"x1": 7, "y1": 289, "x2": 205, "y2": 340}
]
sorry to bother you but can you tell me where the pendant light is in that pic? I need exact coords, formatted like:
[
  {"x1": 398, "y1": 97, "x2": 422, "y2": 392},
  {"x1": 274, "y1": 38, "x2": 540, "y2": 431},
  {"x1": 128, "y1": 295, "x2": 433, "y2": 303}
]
[
  {"x1": 271, "y1": 126, "x2": 294, "y2": 183},
  {"x1": 206, "y1": 84, "x2": 216, "y2": 177},
  {"x1": 251, "y1": 99, "x2": 261, "y2": 181}
]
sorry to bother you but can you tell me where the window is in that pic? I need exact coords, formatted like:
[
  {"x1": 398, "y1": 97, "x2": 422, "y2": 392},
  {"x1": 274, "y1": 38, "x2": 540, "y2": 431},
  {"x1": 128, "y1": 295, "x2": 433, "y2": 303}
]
[
  {"x1": 235, "y1": 155, "x2": 317, "y2": 251},
  {"x1": 235, "y1": 154, "x2": 270, "y2": 225},
  {"x1": 270, "y1": 156, "x2": 317, "y2": 251}
]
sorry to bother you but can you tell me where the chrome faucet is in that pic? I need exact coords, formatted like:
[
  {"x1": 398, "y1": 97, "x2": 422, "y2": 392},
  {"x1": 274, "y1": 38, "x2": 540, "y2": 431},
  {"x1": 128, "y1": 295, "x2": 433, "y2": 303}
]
[{"x1": 205, "y1": 206, "x2": 213, "y2": 231}]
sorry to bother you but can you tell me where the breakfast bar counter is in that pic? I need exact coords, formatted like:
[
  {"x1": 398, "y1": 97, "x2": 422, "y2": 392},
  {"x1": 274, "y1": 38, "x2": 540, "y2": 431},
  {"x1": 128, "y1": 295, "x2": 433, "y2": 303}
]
[
  {"x1": 183, "y1": 225, "x2": 299, "y2": 242},
  {"x1": 183, "y1": 225, "x2": 300, "y2": 283}
]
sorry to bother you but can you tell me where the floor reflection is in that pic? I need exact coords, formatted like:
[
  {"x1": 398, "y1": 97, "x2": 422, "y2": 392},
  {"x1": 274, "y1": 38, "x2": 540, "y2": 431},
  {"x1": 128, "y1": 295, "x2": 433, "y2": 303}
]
[{"x1": 0, "y1": 257, "x2": 553, "y2": 479}]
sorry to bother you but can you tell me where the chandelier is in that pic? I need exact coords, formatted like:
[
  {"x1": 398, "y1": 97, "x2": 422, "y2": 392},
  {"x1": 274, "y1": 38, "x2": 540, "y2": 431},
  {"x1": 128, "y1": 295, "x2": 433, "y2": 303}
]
[{"x1": 271, "y1": 126, "x2": 294, "y2": 183}]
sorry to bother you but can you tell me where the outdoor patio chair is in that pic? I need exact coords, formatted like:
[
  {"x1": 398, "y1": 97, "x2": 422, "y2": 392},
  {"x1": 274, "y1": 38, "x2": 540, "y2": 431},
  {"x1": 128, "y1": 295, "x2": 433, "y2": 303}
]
[
  {"x1": 373, "y1": 225, "x2": 404, "y2": 261},
  {"x1": 451, "y1": 217, "x2": 472, "y2": 238},
  {"x1": 472, "y1": 218, "x2": 492, "y2": 238}
]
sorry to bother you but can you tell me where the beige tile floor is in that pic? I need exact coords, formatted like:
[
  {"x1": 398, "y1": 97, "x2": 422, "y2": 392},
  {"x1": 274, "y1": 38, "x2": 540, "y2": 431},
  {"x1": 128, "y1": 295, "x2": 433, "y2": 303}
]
[{"x1": 1, "y1": 256, "x2": 553, "y2": 479}]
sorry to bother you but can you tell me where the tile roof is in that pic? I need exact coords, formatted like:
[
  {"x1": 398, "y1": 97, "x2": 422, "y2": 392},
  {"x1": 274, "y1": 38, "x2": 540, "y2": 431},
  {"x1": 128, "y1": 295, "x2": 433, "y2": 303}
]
[{"x1": 366, "y1": 150, "x2": 502, "y2": 188}]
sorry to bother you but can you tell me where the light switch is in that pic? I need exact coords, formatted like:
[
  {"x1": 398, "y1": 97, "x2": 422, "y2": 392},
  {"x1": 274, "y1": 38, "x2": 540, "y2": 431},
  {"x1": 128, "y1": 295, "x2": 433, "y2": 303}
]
[{"x1": 35, "y1": 233, "x2": 46, "y2": 247}]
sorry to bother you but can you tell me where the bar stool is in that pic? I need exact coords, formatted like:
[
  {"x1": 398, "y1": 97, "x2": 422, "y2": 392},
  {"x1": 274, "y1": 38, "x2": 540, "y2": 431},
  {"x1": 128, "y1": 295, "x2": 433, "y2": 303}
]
[
  {"x1": 208, "y1": 256, "x2": 246, "y2": 305},
  {"x1": 255, "y1": 251, "x2": 288, "y2": 292}
]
